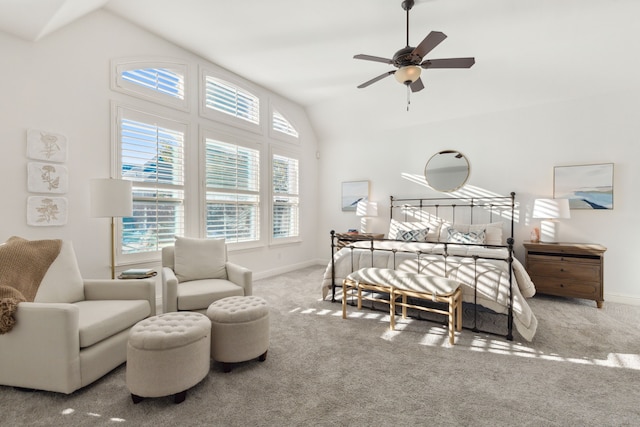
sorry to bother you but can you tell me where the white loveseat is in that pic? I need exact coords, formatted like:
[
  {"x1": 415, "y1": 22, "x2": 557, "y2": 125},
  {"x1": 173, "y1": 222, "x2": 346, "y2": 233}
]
[{"x1": 0, "y1": 240, "x2": 156, "y2": 394}]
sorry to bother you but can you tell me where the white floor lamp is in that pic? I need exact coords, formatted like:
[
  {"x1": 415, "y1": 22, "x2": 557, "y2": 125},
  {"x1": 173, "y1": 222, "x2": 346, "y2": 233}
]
[{"x1": 90, "y1": 178, "x2": 133, "y2": 279}]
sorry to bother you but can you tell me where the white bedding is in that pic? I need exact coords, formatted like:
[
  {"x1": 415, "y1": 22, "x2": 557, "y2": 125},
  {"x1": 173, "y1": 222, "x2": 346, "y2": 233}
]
[{"x1": 321, "y1": 241, "x2": 538, "y2": 341}]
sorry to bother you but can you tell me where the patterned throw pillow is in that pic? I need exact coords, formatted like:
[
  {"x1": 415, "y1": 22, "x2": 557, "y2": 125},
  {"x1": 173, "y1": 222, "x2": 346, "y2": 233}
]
[
  {"x1": 397, "y1": 228, "x2": 429, "y2": 242},
  {"x1": 447, "y1": 228, "x2": 486, "y2": 244}
]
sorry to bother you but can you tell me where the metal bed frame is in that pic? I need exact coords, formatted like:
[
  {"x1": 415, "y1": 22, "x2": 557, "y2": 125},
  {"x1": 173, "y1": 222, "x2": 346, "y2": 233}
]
[{"x1": 330, "y1": 192, "x2": 516, "y2": 341}]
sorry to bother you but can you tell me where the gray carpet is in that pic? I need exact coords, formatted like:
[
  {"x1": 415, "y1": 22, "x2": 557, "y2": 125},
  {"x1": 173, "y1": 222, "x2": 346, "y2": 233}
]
[{"x1": 2, "y1": 265, "x2": 640, "y2": 426}]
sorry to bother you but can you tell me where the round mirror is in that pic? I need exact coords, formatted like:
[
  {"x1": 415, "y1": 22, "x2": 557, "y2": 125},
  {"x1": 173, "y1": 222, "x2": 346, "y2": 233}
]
[{"x1": 424, "y1": 150, "x2": 470, "y2": 192}]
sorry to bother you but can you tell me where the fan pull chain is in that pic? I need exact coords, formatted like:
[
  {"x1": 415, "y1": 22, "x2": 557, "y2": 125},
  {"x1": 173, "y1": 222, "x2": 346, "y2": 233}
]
[{"x1": 406, "y1": 85, "x2": 411, "y2": 111}]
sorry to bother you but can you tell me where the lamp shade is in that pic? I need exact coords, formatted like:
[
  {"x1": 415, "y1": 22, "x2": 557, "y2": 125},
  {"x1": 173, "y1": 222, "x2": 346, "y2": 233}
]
[
  {"x1": 394, "y1": 65, "x2": 422, "y2": 84},
  {"x1": 90, "y1": 178, "x2": 133, "y2": 218},
  {"x1": 532, "y1": 198, "x2": 571, "y2": 219},
  {"x1": 356, "y1": 201, "x2": 378, "y2": 217}
]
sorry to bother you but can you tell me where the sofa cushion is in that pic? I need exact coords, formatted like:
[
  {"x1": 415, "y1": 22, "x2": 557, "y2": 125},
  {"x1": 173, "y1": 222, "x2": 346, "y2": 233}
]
[
  {"x1": 35, "y1": 240, "x2": 84, "y2": 303},
  {"x1": 177, "y1": 279, "x2": 244, "y2": 311},
  {"x1": 75, "y1": 300, "x2": 150, "y2": 348},
  {"x1": 174, "y1": 237, "x2": 227, "y2": 282}
]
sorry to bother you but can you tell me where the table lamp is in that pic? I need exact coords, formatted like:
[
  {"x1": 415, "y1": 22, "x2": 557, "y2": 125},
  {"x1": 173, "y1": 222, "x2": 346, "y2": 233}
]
[
  {"x1": 532, "y1": 198, "x2": 570, "y2": 243},
  {"x1": 90, "y1": 178, "x2": 133, "y2": 279}
]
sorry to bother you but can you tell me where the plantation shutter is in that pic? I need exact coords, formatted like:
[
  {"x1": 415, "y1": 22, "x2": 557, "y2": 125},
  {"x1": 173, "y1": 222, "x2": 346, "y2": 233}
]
[
  {"x1": 119, "y1": 109, "x2": 185, "y2": 254},
  {"x1": 272, "y1": 110, "x2": 299, "y2": 138},
  {"x1": 272, "y1": 154, "x2": 299, "y2": 239},
  {"x1": 204, "y1": 77, "x2": 260, "y2": 125},
  {"x1": 205, "y1": 139, "x2": 260, "y2": 243},
  {"x1": 121, "y1": 67, "x2": 185, "y2": 100}
]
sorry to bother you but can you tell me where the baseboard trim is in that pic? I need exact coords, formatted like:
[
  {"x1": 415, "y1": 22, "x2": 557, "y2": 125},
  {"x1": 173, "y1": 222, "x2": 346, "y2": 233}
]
[
  {"x1": 604, "y1": 293, "x2": 640, "y2": 306},
  {"x1": 253, "y1": 260, "x2": 320, "y2": 281}
]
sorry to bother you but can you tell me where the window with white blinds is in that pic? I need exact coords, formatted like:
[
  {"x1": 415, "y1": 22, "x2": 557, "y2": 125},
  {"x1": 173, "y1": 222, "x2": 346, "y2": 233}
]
[
  {"x1": 114, "y1": 60, "x2": 188, "y2": 110},
  {"x1": 272, "y1": 110, "x2": 299, "y2": 138},
  {"x1": 118, "y1": 107, "x2": 186, "y2": 255},
  {"x1": 204, "y1": 138, "x2": 260, "y2": 243},
  {"x1": 203, "y1": 76, "x2": 260, "y2": 125},
  {"x1": 272, "y1": 153, "x2": 299, "y2": 240},
  {"x1": 122, "y1": 68, "x2": 184, "y2": 100}
]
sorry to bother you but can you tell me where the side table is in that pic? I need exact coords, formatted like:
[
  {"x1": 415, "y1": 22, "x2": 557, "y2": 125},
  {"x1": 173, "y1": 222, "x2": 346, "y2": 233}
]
[{"x1": 523, "y1": 241, "x2": 606, "y2": 308}]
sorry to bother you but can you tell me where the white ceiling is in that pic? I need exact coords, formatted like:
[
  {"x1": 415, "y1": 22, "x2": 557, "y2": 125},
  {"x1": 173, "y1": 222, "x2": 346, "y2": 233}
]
[{"x1": 1, "y1": 0, "x2": 639, "y2": 111}]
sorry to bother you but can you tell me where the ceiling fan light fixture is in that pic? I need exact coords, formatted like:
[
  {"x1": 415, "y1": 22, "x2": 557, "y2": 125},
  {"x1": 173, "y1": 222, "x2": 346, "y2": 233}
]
[{"x1": 394, "y1": 65, "x2": 421, "y2": 85}]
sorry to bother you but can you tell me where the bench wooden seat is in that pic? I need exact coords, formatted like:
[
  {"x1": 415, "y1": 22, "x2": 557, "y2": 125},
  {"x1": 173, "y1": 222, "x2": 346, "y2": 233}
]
[{"x1": 342, "y1": 267, "x2": 463, "y2": 344}]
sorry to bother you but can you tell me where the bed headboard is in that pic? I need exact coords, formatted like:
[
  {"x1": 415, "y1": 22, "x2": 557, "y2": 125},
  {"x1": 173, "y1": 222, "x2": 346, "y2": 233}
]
[{"x1": 389, "y1": 192, "x2": 516, "y2": 243}]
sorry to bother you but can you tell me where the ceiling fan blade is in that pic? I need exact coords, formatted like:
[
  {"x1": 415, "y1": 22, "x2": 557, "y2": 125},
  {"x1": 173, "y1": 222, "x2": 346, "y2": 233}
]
[
  {"x1": 357, "y1": 70, "x2": 396, "y2": 88},
  {"x1": 421, "y1": 57, "x2": 476, "y2": 69},
  {"x1": 412, "y1": 31, "x2": 447, "y2": 59},
  {"x1": 410, "y1": 77, "x2": 424, "y2": 93},
  {"x1": 353, "y1": 54, "x2": 394, "y2": 64}
]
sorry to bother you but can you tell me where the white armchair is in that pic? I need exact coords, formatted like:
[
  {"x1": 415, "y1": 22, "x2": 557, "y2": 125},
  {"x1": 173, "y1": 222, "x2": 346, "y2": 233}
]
[
  {"x1": 161, "y1": 237, "x2": 252, "y2": 314},
  {"x1": 0, "y1": 240, "x2": 156, "y2": 394}
]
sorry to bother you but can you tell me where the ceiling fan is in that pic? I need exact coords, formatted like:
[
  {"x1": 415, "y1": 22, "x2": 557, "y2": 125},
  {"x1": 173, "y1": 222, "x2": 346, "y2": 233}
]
[{"x1": 354, "y1": 0, "x2": 475, "y2": 102}]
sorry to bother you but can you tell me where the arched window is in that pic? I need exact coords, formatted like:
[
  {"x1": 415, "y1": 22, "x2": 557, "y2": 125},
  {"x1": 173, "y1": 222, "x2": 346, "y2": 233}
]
[
  {"x1": 272, "y1": 110, "x2": 299, "y2": 138},
  {"x1": 113, "y1": 59, "x2": 188, "y2": 110},
  {"x1": 202, "y1": 73, "x2": 260, "y2": 127}
]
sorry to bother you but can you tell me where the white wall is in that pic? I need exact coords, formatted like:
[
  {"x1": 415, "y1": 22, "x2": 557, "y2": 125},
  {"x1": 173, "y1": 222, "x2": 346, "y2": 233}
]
[
  {"x1": 2, "y1": 7, "x2": 639, "y2": 306},
  {"x1": 310, "y1": 89, "x2": 640, "y2": 304},
  {"x1": 0, "y1": 10, "x2": 319, "y2": 281}
]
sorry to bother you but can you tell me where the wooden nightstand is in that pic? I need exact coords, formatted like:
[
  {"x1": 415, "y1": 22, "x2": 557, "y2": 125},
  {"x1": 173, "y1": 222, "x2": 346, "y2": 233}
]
[
  {"x1": 523, "y1": 242, "x2": 607, "y2": 308},
  {"x1": 334, "y1": 232, "x2": 385, "y2": 250}
]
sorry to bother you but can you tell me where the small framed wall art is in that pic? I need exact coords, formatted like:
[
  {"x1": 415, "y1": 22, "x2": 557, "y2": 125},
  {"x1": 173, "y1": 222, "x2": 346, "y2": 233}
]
[
  {"x1": 554, "y1": 163, "x2": 614, "y2": 210},
  {"x1": 27, "y1": 162, "x2": 69, "y2": 193},
  {"x1": 26, "y1": 128, "x2": 68, "y2": 163},
  {"x1": 341, "y1": 180, "x2": 369, "y2": 212},
  {"x1": 27, "y1": 196, "x2": 68, "y2": 226}
]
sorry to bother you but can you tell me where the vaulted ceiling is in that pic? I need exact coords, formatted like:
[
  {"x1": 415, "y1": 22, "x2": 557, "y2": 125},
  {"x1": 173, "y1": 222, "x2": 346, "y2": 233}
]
[{"x1": 1, "y1": 0, "x2": 639, "y2": 113}]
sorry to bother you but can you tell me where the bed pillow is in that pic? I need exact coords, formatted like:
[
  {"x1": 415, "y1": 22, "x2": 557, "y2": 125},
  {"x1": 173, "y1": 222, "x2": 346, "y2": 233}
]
[
  {"x1": 388, "y1": 219, "x2": 441, "y2": 242},
  {"x1": 174, "y1": 236, "x2": 227, "y2": 282},
  {"x1": 440, "y1": 222, "x2": 504, "y2": 246},
  {"x1": 447, "y1": 228, "x2": 486, "y2": 244},
  {"x1": 397, "y1": 228, "x2": 430, "y2": 242}
]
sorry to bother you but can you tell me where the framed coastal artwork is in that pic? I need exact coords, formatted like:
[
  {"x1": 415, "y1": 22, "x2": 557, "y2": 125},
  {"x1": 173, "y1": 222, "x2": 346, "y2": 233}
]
[
  {"x1": 341, "y1": 180, "x2": 369, "y2": 212},
  {"x1": 553, "y1": 163, "x2": 614, "y2": 210}
]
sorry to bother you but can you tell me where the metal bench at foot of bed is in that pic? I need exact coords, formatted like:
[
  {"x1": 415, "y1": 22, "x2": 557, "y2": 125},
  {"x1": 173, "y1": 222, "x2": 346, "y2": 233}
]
[{"x1": 341, "y1": 267, "x2": 463, "y2": 345}]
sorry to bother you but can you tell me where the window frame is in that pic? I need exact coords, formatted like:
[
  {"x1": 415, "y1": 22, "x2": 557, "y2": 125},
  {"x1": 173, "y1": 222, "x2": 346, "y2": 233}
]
[
  {"x1": 112, "y1": 102, "x2": 188, "y2": 264},
  {"x1": 199, "y1": 65, "x2": 263, "y2": 135},
  {"x1": 269, "y1": 102, "x2": 301, "y2": 144},
  {"x1": 200, "y1": 126, "x2": 264, "y2": 251},
  {"x1": 269, "y1": 145, "x2": 301, "y2": 246},
  {"x1": 111, "y1": 58, "x2": 189, "y2": 112}
]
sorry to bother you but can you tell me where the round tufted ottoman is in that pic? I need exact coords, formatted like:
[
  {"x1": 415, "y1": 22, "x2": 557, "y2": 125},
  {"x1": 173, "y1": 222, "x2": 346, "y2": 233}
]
[
  {"x1": 126, "y1": 312, "x2": 211, "y2": 404},
  {"x1": 206, "y1": 296, "x2": 270, "y2": 372}
]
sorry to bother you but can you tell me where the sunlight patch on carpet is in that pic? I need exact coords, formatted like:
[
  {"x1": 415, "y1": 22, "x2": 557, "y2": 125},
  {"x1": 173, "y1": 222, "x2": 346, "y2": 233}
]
[{"x1": 290, "y1": 300, "x2": 640, "y2": 371}]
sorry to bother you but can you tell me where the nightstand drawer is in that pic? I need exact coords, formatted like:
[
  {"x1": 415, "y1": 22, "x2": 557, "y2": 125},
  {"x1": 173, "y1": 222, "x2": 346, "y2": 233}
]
[
  {"x1": 532, "y1": 276, "x2": 600, "y2": 300},
  {"x1": 527, "y1": 258, "x2": 601, "y2": 282},
  {"x1": 527, "y1": 253, "x2": 601, "y2": 265}
]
